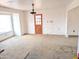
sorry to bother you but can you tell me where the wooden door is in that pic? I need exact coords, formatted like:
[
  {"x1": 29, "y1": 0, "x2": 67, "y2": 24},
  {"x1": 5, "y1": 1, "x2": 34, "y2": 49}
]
[{"x1": 34, "y1": 14, "x2": 42, "y2": 34}]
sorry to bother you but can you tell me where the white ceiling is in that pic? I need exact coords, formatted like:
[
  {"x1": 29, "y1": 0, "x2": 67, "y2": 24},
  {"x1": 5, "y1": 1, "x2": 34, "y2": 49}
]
[{"x1": 0, "y1": 0, "x2": 73, "y2": 10}]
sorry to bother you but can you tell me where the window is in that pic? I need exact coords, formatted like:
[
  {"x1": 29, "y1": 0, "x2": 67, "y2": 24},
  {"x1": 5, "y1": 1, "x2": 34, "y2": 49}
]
[
  {"x1": 36, "y1": 15, "x2": 41, "y2": 25},
  {"x1": 0, "y1": 15, "x2": 13, "y2": 34}
]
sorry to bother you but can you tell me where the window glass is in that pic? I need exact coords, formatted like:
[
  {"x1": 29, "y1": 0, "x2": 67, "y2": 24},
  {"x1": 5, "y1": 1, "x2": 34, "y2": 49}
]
[{"x1": 0, "y1": 15, "x2": 12, "y2": 34}]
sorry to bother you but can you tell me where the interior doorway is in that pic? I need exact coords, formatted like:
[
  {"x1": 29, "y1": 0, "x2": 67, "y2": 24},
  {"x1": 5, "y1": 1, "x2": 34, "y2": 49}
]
[{"x1": 34, "y1": 14, "x2": 43, "y2": 34}]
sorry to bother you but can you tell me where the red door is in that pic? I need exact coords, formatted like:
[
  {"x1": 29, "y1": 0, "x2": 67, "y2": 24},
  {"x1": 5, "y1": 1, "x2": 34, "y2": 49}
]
[{"x1": 34, "y1": 14, "x2": 42, "y2": 34}]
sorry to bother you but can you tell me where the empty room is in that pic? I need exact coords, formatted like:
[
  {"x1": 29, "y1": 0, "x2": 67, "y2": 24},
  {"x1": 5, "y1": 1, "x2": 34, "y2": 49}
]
[{"x1": 0, "y1": 0, "x2": 79, "y2": 59}]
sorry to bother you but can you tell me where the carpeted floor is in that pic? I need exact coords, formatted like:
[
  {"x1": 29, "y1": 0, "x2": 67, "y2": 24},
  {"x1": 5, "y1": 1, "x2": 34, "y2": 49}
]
[{"x1": 0, "y1": 35, "x2": 77, "y2": 59}]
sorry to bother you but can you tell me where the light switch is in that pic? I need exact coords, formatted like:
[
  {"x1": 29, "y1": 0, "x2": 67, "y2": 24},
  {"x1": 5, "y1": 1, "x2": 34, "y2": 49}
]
[{"x1": 50, "y1": 20, "x2": 53, "y2": 23}]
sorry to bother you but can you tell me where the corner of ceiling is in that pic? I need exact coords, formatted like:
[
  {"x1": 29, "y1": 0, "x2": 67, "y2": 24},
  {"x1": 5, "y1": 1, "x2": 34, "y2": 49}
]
[{"x1": 67, "y1": 0, "x2": 79, "y2": 11}]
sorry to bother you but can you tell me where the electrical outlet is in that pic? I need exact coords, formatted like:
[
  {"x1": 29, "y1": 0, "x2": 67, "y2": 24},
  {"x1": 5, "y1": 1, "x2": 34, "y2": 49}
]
[{"x1": 73, "y1": 30, "x2": 75, "y2": 32}]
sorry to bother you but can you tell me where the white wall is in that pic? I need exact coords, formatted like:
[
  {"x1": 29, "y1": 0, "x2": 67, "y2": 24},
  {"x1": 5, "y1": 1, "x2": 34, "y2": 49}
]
[
  {"x1": 67, "y1": 7, "x2": 79, "y2": 35},
  {"x1": 19, "y1": 11, "x2": 27, "y2": 35},
  {"x1": 27, "y1": 7, "x2": 67, "y2": 35},
  {"x1": 26, "y1": 12, "x2": 35, "y2": 34},
  {"x1": 66, "y1": 0, "x2": 79, "y2": 36}
]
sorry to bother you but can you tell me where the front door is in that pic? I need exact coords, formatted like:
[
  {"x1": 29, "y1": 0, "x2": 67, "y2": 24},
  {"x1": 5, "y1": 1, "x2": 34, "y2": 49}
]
[{"x1": 34, "y1": 14, "x2": 42, "y2": 34}]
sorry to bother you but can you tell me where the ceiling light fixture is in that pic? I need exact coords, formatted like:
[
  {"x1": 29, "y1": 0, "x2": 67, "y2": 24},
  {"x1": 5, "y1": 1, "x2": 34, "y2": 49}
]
[{"x1": 30, "y1": 3, "x2": 36, "y2": 14}]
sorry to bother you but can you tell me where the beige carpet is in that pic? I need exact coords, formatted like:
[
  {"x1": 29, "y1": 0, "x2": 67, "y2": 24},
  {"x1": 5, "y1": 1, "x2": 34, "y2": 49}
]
[{"x1": 0, "y1": 35, "x2": 77, "y2": 59}]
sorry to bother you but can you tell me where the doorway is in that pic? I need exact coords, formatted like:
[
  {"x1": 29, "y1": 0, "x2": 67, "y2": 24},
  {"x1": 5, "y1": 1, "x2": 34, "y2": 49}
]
[{"x1": 34, "y1": 14, "x2": 43, "y2": 34}]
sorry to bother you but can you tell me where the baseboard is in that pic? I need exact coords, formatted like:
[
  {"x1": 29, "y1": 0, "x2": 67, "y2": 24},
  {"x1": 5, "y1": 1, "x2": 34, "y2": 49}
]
[
  {"x1": 22, "y1": 33, "x2": 70, "y2": 38},
  {"x1": 68, "y1": 35, "x2": 78, "y2": 37}
]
